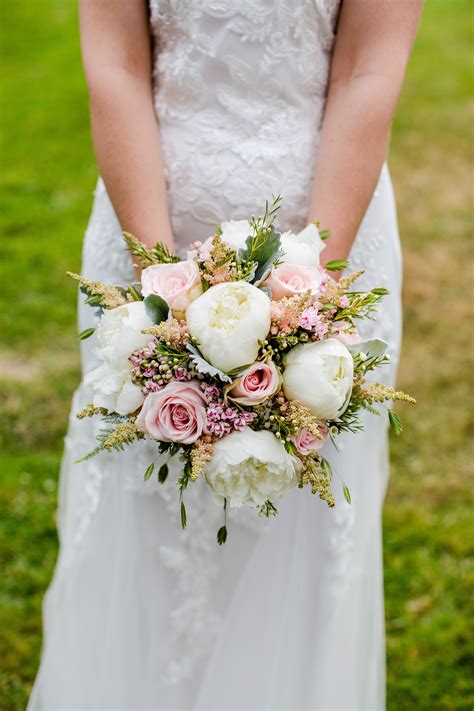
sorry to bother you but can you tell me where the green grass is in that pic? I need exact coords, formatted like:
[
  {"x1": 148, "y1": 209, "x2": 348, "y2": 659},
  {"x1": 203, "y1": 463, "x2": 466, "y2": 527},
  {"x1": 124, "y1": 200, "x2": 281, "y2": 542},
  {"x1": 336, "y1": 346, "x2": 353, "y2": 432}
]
[{"x1": 0, "y1": 1, "x2": 473, "y2": 708}]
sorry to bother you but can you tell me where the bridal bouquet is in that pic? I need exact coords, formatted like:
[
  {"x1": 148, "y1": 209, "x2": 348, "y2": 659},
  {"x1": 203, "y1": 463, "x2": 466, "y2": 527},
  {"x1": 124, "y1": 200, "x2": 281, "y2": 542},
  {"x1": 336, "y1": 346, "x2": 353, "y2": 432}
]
[{"x1": 69, "y1": 197, "x2": 414, "y2": 542}]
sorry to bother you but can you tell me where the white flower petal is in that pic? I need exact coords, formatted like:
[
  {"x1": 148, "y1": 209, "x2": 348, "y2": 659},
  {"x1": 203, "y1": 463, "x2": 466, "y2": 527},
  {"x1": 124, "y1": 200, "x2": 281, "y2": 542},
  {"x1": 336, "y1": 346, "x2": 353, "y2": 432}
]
[
  {"x1": 283, "y1": 338, "x2": 354, "y2": 420},
  {"x1": 204, "y1": 429, "x2": 298, "y2": 508}
]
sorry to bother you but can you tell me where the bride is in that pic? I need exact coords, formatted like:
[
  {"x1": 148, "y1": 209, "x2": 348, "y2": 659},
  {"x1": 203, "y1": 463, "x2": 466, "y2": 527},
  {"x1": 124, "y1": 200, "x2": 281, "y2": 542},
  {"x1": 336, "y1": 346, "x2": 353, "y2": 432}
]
[{"x1": 29, "y1": 2, "x2": 422, "y2": 709}]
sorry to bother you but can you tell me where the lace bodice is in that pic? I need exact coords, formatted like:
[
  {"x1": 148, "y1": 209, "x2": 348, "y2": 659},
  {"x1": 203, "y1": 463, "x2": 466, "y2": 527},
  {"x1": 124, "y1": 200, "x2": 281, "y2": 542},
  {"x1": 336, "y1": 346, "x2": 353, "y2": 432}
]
[{"x1": 149, "y1": 0, "x2": 341, "y2": 243}]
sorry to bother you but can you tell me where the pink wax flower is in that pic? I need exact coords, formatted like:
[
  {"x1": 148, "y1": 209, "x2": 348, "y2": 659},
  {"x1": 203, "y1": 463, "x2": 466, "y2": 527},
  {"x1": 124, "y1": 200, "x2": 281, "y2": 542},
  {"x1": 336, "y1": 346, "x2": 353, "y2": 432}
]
[
  {"x1": 299, "y1": 306, "x2": 329, "y2": 340},
  {"x1": 299, "y1": 306, "x2": 320, "y2": 330},
  {"x1": 314, "y1": 321, "x2": 329, "y2": 340},
  {"x1": 292, "y1": 423, "x2": 329, "y2": 455},
  {"x1": 229, "y1": 361, "x2": 281, "y2": 406},
  {"x1": 174, "y1": 365, "x2": 191, "y2": 381},
  {"x1": 202, "y1": 384, "x2": 221, "y2": 402},
  {"x1": 141, "y1": 261, "x2": 203, "y2": 318},
  {"x1": 263, "y1": 264, "x2": 322, "y2": 300},
  {"x1": 135, "y1": 380, "x2": 207, "y2": 444}
]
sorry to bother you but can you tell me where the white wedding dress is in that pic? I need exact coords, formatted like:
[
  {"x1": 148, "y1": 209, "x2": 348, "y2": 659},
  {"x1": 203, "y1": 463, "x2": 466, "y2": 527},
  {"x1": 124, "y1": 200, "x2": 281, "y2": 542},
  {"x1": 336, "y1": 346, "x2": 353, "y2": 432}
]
[{"x1": 29, "y1": 2, "x2": 402, "y2": 709}]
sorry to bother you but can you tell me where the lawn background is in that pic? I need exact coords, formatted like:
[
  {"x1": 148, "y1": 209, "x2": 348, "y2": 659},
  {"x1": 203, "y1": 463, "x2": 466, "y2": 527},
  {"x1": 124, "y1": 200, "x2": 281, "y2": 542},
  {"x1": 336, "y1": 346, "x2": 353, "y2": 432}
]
[{"x1": 0, "y1": 1, "x2": 473, "y2": 708}]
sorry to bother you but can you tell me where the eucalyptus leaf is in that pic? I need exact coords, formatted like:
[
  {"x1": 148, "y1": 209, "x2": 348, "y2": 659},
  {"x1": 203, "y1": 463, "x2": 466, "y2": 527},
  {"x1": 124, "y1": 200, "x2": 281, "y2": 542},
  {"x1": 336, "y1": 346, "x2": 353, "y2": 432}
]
[
  {"x1": 241, "y1": 225, "x2": 283, "y2": 284},
  {"x1": 144, "y1": 294, "x2": 170, "y2": 324},
  {"x1": 186, "y1": 344, "x2": 233, "y2": 383}
]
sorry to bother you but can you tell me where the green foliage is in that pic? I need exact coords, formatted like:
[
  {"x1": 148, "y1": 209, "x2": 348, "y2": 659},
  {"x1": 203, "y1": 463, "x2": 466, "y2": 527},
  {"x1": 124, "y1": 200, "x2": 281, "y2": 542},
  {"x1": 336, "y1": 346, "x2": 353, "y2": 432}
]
[
  {"x1": 123, "y1": 231, "x2": 180, "y2": 266},
  {"x1": 388, "y1": 409, "x2": 404, "y2": 436},
  {"x1": 180, "y1": 500, "x2": 187, "y2": 529},
  {"x1": 158, "y1": 463, "x2": 169, "y2": 484},
  {"x1": 217, "y1": 525, "x2": 228, "y2": 545},
  {"x1": 77, "y1": 327, "x2": 95, "y2": 341},
  {"x1": 144, "y1": 463, "x2": 154, "y2": 481},
  {"x1": 0, "y1": 1, "x2": 473, "y2": 709},
  {"x1": 258, "y1": 500, "x2": 278, "y2": 517},
  {"x1": 325, "y1": 259, "x2": 349, "y2": 272},
  {"x1": 143, "y1": 294, "x2": 170, "y2": 324},
  {"x1": 240, "y1": 196, "x2": 283, "y2": 284},
  {"x1": 342, "y1": 483, "x2": 351, "y2": 505}
]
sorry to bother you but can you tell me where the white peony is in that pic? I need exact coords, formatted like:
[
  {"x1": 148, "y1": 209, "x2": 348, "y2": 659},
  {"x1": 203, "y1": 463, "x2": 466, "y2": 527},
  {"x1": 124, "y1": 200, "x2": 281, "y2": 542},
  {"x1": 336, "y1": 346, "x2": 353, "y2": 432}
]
[
  {"x1": 186, "y1": 281, "x2": 271, "y2": 372},
  {"x1": 85, "y1": 364, "x2": 145, "y2": 415},
  {"x1": 280, "y1": 223, "x2": 325, "y2": 266},
  {"x1": 283, "y1": 338, "x2": 354, "y2": 420},
  {"x1": 85, "y1": 301, "x2": 153, "y2": 415},
  {"x1": 204, "y1": 428, "x2": 298, "y2": 508},
  {"x1": 219, "y1": 219, "x2": 252, "y2": 252}
]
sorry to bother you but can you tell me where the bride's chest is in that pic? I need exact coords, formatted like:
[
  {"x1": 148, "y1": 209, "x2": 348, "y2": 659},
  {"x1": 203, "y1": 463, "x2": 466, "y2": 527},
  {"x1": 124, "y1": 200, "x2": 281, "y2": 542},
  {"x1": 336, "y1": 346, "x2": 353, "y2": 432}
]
[{"x1": 149, "y1": 1, "x2": 341, "y2": 57}]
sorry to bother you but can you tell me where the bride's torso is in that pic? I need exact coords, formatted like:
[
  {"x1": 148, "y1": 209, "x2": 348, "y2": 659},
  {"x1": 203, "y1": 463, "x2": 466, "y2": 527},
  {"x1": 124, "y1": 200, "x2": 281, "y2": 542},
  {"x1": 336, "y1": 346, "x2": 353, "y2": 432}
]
[
  {"x1": 149, "y1": 0, "x2": 341, "y2": 244},
  {"x1": 82, "y1": 0, "x2": 401, "y2": 371}
]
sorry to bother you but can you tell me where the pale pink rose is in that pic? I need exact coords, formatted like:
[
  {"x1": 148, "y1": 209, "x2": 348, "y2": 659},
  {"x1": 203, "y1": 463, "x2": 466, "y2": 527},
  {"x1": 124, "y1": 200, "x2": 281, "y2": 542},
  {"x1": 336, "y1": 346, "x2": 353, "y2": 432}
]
[
  {"x1": 292, "y1": 423, "x2": 329, "y2": 455},
  {"x1": 141, "y1": 261, "x2": 203, "y2": 318},
  {"x1": 229, "y1": 361, "x2": 281, "y2": 405},
  {"x1": 263, "y1": 264, "x2": 322, "y2": 300},
  {"x1": 332, "y1": 321, "x2": 361, "y2": 346},
  {"x1": 135, "y1": 380, "x2": 207, "y2": 444}
]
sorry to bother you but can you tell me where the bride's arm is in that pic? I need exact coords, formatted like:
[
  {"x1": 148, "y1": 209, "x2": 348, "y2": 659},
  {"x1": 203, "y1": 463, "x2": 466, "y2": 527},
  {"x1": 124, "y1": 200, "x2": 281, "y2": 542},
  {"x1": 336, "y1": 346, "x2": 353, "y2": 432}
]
[
  {"x1": 308, "y1": 0, "x2": 423, "y2": 265},
  {"x1": 79, "y1": 0, "x2": 174, "y2": 249}
]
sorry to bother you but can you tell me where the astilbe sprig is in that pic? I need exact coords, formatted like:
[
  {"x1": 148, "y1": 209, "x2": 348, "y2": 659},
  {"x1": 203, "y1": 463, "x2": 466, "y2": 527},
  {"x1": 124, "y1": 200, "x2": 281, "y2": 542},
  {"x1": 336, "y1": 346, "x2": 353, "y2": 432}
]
[
  {"x1": 297, "y1": 457, "x2": 335, "y2": 507},
  {"x1": 359, "y1": 383, "x2": 416, "y2": 406},
  {"x1": 67, "y1": 272, "x2": 129, "y2": 309},
  {"x1": 270, "y1": 292, "x2": 313, "y2": 338},
  {"x1": 143, "y1": 319, "x2": 190, "y2": 349},
  {"x1": 102, "y1": 422, "x2": 144, "y2": 450},
  {"x1": 77, "y1": 403, "x2": 108, "y2": 420},
  {"x1": 190, "y1": 437, "x2": 215, "y2": 481},
  {"x1": 199, "y1": 235, "x2": 248, "y2": 285},
  {"x1": 278, "y1": 396, "x2": 325, "y2": 439}
]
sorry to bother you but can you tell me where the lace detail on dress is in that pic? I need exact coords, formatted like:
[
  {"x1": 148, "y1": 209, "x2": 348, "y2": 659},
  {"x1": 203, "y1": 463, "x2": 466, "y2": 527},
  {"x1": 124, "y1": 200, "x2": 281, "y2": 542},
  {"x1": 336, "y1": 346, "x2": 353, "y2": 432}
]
[
  {"x1": 148, "y1": 1, "x2": 341, "y2": 242},
  {"x1": 126, "y1": 456, "x2": 223, "y2": 686},
  {"x1": 326, "y1": 502, "x2": 358, "y2": 607}
]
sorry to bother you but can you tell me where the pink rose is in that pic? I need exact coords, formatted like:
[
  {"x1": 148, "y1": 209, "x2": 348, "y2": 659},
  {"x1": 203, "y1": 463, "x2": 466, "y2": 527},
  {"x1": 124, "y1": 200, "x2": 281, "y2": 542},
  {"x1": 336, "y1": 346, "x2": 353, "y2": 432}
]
[
  {"x1": 332, "y1": 321, "x2": 361, "y2": 346},
  {"x1": 141, "y1": 261, "x2": 203, "y2": 318},
  {"x1": 136, "y1": 380, "x2": 207, "y2": 444},
  {"x1": 229, "y1": 361, "x2": 281, "y2": 405},
  {"x1": 292, "y1": 423, "x2": 329, "y2": 455},
  {"x1": 263, "y1": 264, "x2": 322, "y2": 300}
]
